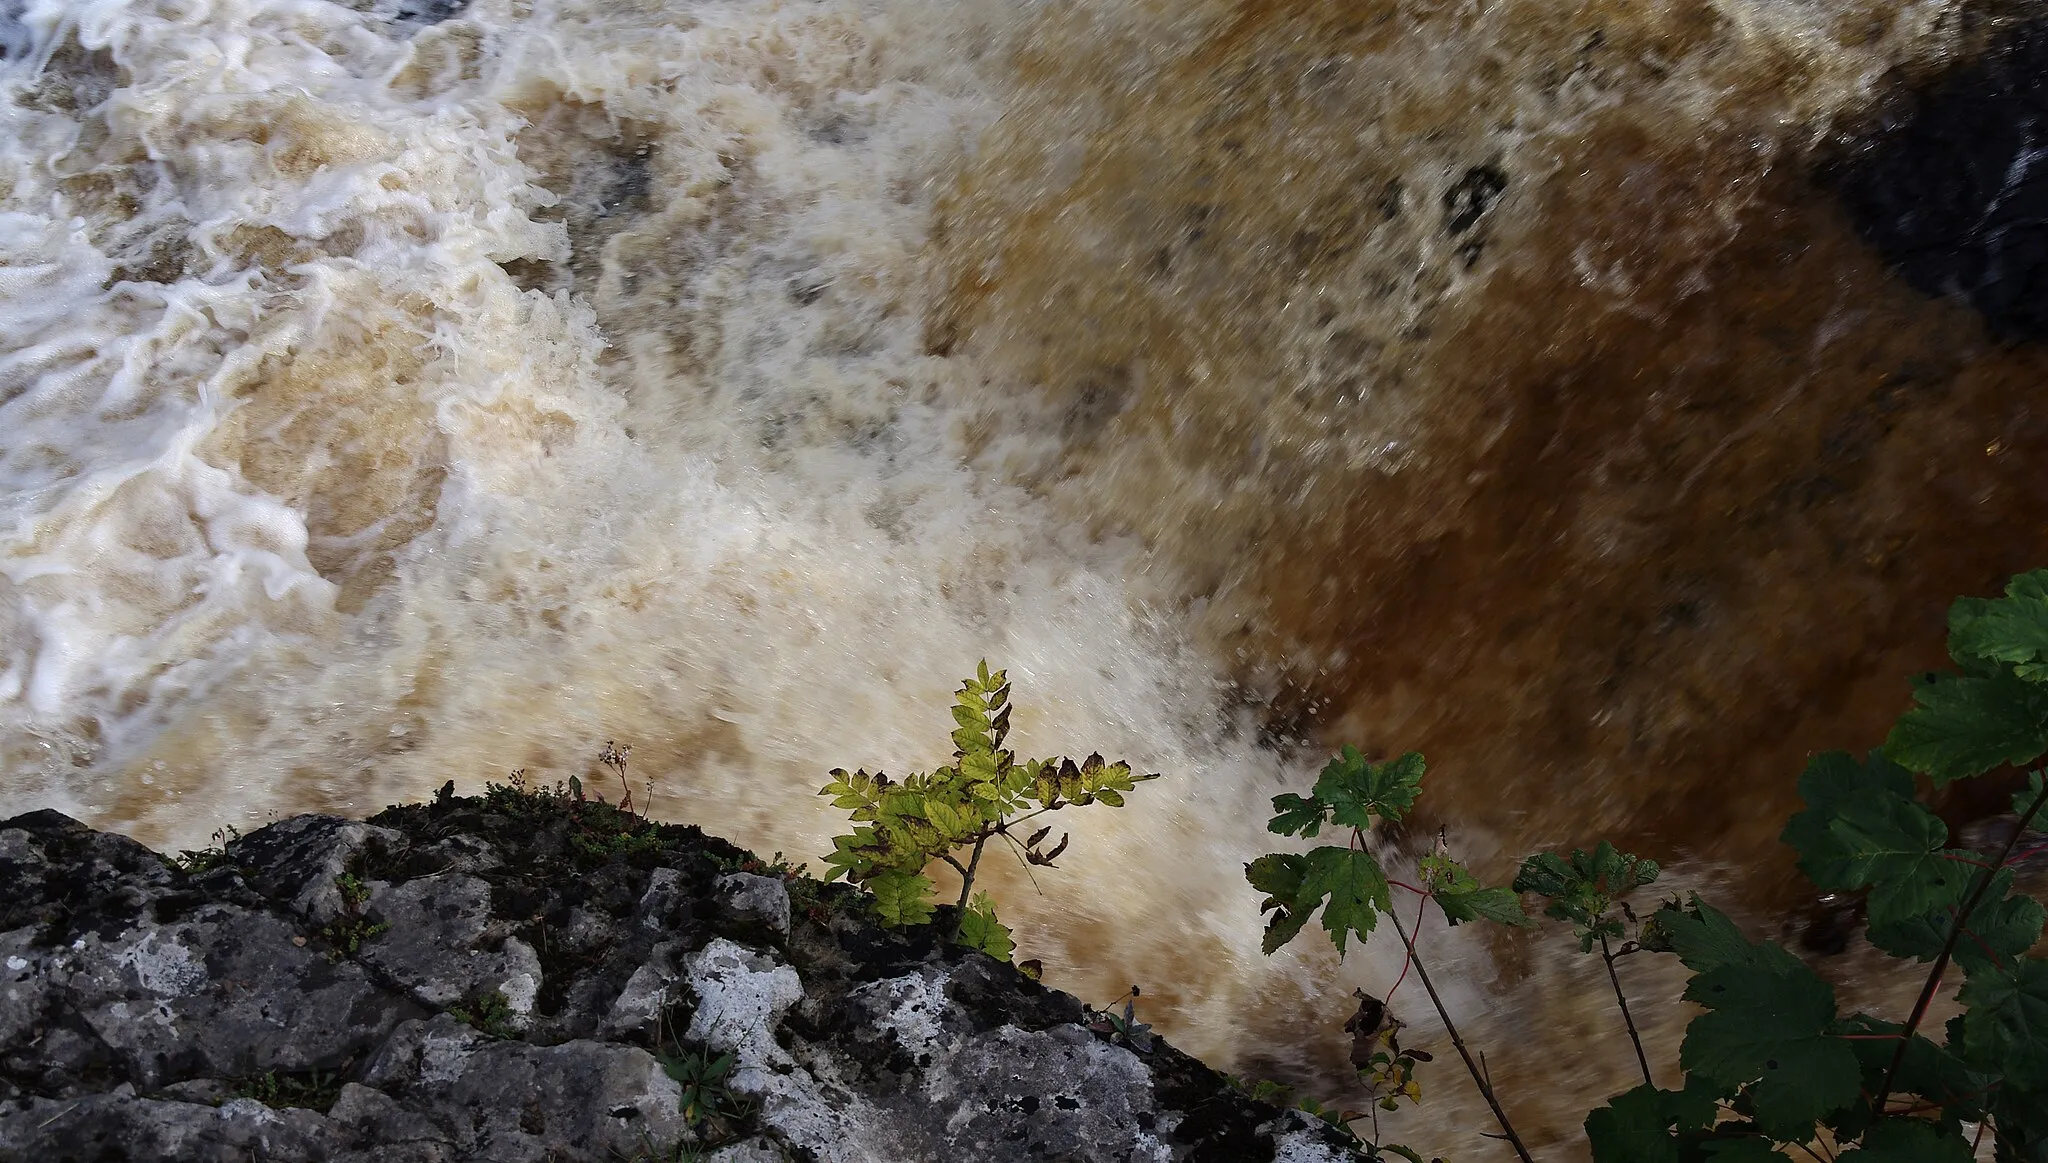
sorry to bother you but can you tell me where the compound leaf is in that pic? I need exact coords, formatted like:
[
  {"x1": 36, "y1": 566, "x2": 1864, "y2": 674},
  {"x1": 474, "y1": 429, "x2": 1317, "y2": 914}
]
[
  {"x1": 868, "y1": 871, "x2": 936, "y2": 927},
  {"x1": 957, "y1": 892, "x2": 1015, "y2": 961}
]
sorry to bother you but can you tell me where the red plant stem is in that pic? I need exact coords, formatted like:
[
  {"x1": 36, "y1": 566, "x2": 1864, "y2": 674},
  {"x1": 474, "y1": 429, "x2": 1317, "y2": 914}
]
[{"x1": 1874, "y1": 776, "x2": 2048, "y2": 1112}]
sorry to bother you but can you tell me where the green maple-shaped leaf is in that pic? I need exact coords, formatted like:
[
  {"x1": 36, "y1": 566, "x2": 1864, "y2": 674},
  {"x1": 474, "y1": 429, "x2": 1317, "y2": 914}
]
[
  {"x1": 867, "y1": 870, "x2": 936, "y2": 926},
  {"x1": 957, "y1": 891, "x2": 1015, "y2": 960},
  {"x1": 1585, "y1": 1084, "x2": 1679, "y2": 1163},
  {"x1": 1654, "y1": 897, "x2": 1763, "y2": 974},
  {"x1": 1867, "y1": 868, "x2": 2045, "y2": 974},
  {"x1": 1947, "y1": 571, "x2": 2048, "y2": 679},
  {"x1": 1267, "y1": 792, "x2": 1326, "y2": 838},
  {"x1": 1815, "y1": 797, "x2": 1968, "y2": 929},
  {"x1": 1312, "y1": 747, "x2": 1425, "y2": 829},
  {"x1": 1298, "y1": 846, "x2": 1393, "y2": 956},
  {"x1": 1423, "y1": 853, "x2": 1533, "y2": 927},
  {"x1": 1956, "y1": 958, "x2": 2048, "y2": 1090},
  {"x1": 1780, "y1": 750, "x2": 1915, "y2": 867},
  {"x1": 1245, "y1": 852, "x2": 1314, "y2": 954},
  {"x1": 1681, "y1": 952, "x2": 1859, "y2": 1138},
  {"x1": 1585, "y1": 1082, "x2": 1722, "y2": 1163},
  {"x1": 1885, "y1": 668, "x2": 2048, "y2": 785},
  {"x1": 1835, "y1": 1118, "x2": 1975, "y2": 1163}
]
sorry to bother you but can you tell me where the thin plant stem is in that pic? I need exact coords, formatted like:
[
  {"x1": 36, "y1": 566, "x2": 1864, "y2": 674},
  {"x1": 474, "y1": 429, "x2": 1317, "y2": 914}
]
[
  {"x1": 1600, "y1": 931, "x2": 1655, "y2": 1089},
  {"x1": 949, "y1": 833, "x2": 991, "y2": 939},
  {"x1": 1875, "y1": 776, "x2": 2048, "y2": 1111},
  {"x1": 1388, "y1": 908, "x2": 1535, "y2": 1163}
]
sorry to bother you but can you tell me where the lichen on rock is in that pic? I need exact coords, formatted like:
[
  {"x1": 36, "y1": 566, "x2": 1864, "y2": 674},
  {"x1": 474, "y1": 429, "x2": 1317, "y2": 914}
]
[{"x1": 0, "y1": 794, "x2": 1356, "y2": 1161}]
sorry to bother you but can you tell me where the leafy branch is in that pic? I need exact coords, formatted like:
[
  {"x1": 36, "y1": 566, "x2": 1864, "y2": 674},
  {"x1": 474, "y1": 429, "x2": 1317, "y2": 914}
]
[
  {"x1": 819, "y1": 661, "x2": 1158, "y2": 958},
  {"x1": 1247, "y1": 746, "x2": 1536, "y2": 1163}
]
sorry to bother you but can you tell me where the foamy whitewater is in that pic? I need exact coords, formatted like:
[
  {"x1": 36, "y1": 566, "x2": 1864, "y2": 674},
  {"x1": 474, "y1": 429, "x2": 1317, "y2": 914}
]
[{"x1": 0, "y1": 0, "x2": 2008, "y2": 1153}]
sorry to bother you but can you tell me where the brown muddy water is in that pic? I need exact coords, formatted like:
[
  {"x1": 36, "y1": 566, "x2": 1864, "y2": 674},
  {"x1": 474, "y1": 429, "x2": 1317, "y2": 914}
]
[{"x1": 4, "y1": 0, "x2": 2047, "y2": 1155}]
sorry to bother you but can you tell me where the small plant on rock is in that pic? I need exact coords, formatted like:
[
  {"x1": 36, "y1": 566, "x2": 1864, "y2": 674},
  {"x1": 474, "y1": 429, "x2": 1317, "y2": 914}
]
[
  {"x1": 317, "y1": 873, "x2": 389, "y2": 957},
  {"x1": 448, "y1": 988, "x2": 519, "y2": 1039},
  {"x1": 171, "y1": 825, "x2": 241, "y2": 874},
  {"x1": 818, "y1": 661, "x2": 1158, "y2": 958}
]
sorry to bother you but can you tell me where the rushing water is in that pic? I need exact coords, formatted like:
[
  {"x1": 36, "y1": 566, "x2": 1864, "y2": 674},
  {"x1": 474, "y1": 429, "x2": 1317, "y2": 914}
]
[{"x1": 5, "y1": 0, "x2": 2047, "y2": 1154}]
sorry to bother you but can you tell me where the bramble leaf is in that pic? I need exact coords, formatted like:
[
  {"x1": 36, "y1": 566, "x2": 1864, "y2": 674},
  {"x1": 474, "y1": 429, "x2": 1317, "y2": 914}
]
[
  {"x1": 1955, "y1": 958, "x2": 2048, "y2": 1090},
  {"x1": 1312, "y1": 748, "x2": 1425, "y2": 829},
  {"x1": 1885, "y1": 668, "x2": 2048, "y2": 785},
  {"x1": 868, "y1": 871, "x2": 936, "y2": 927},
  {"x1": 1835, "y1": 1118, "x2": 1975, "y2": 1162},
  {"x1": 957, "y1": 892, "x2": 1015, "y2": 960}
]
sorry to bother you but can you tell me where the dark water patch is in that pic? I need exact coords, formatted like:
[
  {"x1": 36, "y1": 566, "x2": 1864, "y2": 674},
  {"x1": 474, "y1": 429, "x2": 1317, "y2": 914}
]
[{"x1": 1835, "y1": 19, "x2": 2048, "y2": 340}]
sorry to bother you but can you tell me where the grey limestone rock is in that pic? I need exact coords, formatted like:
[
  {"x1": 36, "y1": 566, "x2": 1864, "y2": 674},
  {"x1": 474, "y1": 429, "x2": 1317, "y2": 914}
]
[{"x1": 0, "y1": 797, "x2": 1357, "y2": 1162}]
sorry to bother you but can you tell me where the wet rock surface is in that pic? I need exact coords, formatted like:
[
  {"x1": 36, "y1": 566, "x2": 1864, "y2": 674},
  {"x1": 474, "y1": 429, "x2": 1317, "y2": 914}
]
[
  {"x1": 1836, "y1": 19, "x2": 2048, "y2": 341},
  {"x1": 0, "y1": 793, "x2": 1353, "y2": 1162}
]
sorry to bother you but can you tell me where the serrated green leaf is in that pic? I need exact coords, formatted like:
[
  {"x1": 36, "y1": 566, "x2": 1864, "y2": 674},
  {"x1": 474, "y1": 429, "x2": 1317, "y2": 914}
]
[
  {"x1": 1656, "y1": 897, "x2": 1768, "y2": 974},
  {"x1": 2018, "y1": 770, "x2": 2048, "y2": 818},
  {"x1": 1866, "y1": 868, "x2": 2045, "y2": 973},
  {"x1": 1833, "y1": 1014, "x2": 1988, "y2": 1125},
  {"x1": 1836, "y1": 1118, "x2": 1975, "y2": 1162},
  {"x1": 1948, "y1": 571, "x2": 2048, "y2": 675},
  {"x1": 1437, "y1": 884, "x2": 1534, "y2": 928},
  {"x1": 1245, "y1": 853, "x2": 1316, "y2": 954},
  {"x1": 1781, "y1": 750, "x2": 1916, "y2": 867},
  {"x1": 1267, "y1": 792, "x2": 1326, "y2": 838},
  {"x1": 1512, "y1": 840, "x2": 1658, "y2": 948},
  {"x1": 1885, "y1": 669, "x2": 2048, "y2": 785},
  {"x1": 951, "y1": 702, "x2": 988, "y2": 731},
  {"x1": 1681, "y1": 959, "x2": 1859, "y2": 1138},
  {"x1": 1299, "y1": 846, "x2": 1392, "y2": 956},
  {"x1": 868, "y1": 871, "x2": 935, "y2": 927},
  {"x1": 1796, "y1": 793, "x2": 1966, "y2": 929},
  {"x1": 1422, "y1": 853, "x2": 1532, "y2": 927},
  {"x1": 1312, "y1": 747, "x2": 1425, "y2": 829},
  {"x1": 957, "y1": 892, "x2": 1015, "y2": 960},
  {"x1": 1956, "y1": 958, "x2": 2048, "y2": 1089},
  {"x1": 1699, "y1": 1139, "x2": 1790, "y2": 1162},
  {"x1": 1586, "y1": 1085, "x2": 1679, "y2": 1163}
]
